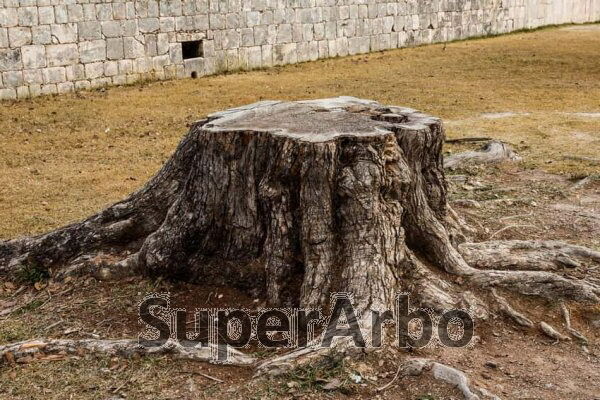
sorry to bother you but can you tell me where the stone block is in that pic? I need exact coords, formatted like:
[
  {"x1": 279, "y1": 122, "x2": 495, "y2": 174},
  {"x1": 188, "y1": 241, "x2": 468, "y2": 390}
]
[
  {"x1": 113, "y1": 3, "x2": 127, "y2": 20},
  {"x1": 54, "y1": 5, "x2": 68, "y2": 24},
  {"x1": 160, "y1": 0, "x2": 183, "y2": 17},
  {"x1": 17, "y1": 7, "x2": 38, "y2": 26},
  {"x1": 0, "y1": 88, "x2": 17, "y2": 100},
  {"x1": 90, "y1": 77, "x2": 111, "y2": 89},
  {"x1": 117, "y1": 59, "x2": 134, "y2": 74},
  {"x1": 74, "y1": 80, "x2": 91, "y2": 91},
  {"x1": 153, "y1": 54, "x2": 170, "y2": 70},
  {"x1": 145, "y1": 34, "x2": 157, "y2": 56},
  {"x1": 209, "y1": 14, "x2": 225, "y2": 29},
  {"x1": 139, "y1": 18, "x2": 160, "y2": 33},
  {"x1": 47, "y1": 43, "x2": 79, "y2": 66},
  {"x1": 0, "y1": 8, "x2": 18, "y2": 28},
  {"x1": 21, "y1": 45, "x2": 45, "y2": 68},
  {"x1": 135, "y1": 57, "x2": 152, "y2": 73},
  {"x1": 83, "y1": 4, "x2": 96, "y2": 22},
  {"x1": 106, "y1": 37, "x2": 124, "y2": 60},
  {"x1": 51, "y1": 23, "x2": 78, "y2": 43},
  {"x1": 42, "y1": 66, "x2": 65, "y2": 83},
  {"x1": 104, "y1": 60, "x2": 118, "y2": 76},
  {"x1": 253, "y1": 25, "x2": 267, "y2": 45},
  {"x1": 79, "y1": 39, "x2": 106, "y2": 63},
  {"x1": 222, "y1": 29, "x2": 240, "y2": 49},
  {"x1": 276, "y1": 24, "x2": 292, "y2": 43},
  {"x1": 168, "y1": 42, "x2": 182, "y2": 63},
  {"x1": 226, "y1": 13, "x2": 239, "y2": 29},
  {"x1": 148, "y1": 1, "x2": 160, "y2": 18},
  {"x1": 160, "y1": 17, "x2": 175, "y2": 32},
  {"x1": 246, "y1": 45, "x2": 262, "y2": 68},
  {"x1": 3, "y1": 70, "x2": 22, "y2": 86},
  {"x1": 65, "y1": 64, "x2": 85, "y2": 81},
  {"x1": 16, "y1": 85, "x2": 30, "y2": 99},
  {"x1": 31, "y1": 25, "x2": 51, "y2": 45},
  {"x1": 96, "y1": 4, "x2": 113, "y2": 21},
  {"x1": 28, "y1": 84, "x2": 41, "y2": 97},
  {"x1": 0, "y1": 28, "x2": 7, "y2": 48},
  {"x1": 112, "y1": 74, "x2": 127, "y2": 85},
  {"x1": 157, "y1": 33, "x2": 169, "y2": 55},
  {"x1": 241, "y1": 28, "x2": 254, "y2": 46},
  {"x1": 40, "y1": 83, "x2": 57, "y2": 95},
  {"x1": 57, "y1": 81, "x2": 74, "y2": 94},
  {"x1": 78, "y1": 21, "x2": 102, "y2": 40},
  {"x1": 23, "y1": 68, "x2": 43, "y2": 84},
  {"x1": 38, "y1": 6, "x2": 55, "y2": 25},
  {"x1": 84, "y1": 61, "x2": 104, "y2": 79},
  {"x1": 8, "y1": 27, "x2": 31, "y2": 47},
  {"x1": 124, "y1": 37, "x2": 145, "y2": 58},
  {"x1": 121, "y1": 20, "x2": 138, "y2": 37},
  {"x1": 102, "y1": 21, "x2": 122, "y2": 38},
  {"x1": 67, "y1": 4, "x2": 84, "y2": 23},
  {"x1": 273, "y1": 42, "x2": 296, "y2": 65}
]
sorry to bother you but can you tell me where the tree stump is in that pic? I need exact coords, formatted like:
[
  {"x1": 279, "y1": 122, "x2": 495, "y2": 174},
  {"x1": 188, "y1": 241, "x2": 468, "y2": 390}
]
[{"x1": 2, "y1": 97, "x2": 599, "y2": 317}]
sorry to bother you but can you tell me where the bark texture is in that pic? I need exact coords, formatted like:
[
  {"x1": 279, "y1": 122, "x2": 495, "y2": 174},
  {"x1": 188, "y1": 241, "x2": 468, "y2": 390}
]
[{"x1": 1, "y1": 97, "x2": 599, "y2": 315}]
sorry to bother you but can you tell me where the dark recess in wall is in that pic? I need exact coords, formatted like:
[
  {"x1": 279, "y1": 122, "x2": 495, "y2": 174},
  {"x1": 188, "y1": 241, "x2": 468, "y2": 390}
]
[{"x1": 182, "y1": 40, "x2": 204, "y2": 59}]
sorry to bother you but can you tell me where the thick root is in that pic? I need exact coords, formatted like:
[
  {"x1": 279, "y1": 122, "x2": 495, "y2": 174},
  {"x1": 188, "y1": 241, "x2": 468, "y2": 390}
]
[
  {"x1": 458, "y1": 240, "x2": 600, "y2": 271},
  {"x1": 560, "y1": 302, "x2": 589, "y2": 344},
  {"x1": 491, "y1": 289, "x2": 534, "y2": 328},
  {"x1": 0, "y1": 338, "x2": 255, "y2": 366},
  {"x1": 377, "y1": 358, "x2": 500, "y2": 400},
  {"x1": 444, "y1": 140, "x2": 521, "y2": 169}
]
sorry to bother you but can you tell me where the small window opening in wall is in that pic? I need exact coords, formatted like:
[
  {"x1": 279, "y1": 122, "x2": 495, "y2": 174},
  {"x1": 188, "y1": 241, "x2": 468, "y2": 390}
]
[
  {"x1": 182, "y1": 40, "x2": 204, "y2": 59},
  {"x1": 191, "y1": 71, "x2": 198, "y2": 79}
]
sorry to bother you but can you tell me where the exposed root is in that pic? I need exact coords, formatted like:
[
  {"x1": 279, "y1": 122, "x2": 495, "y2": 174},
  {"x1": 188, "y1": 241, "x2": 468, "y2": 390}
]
[
  {"x1": 468, "y1": 269, "x2": 600, "y2": 303},
  {"x1": 444, "y1": 140, "x2": 521, "y2": 169},
  {"x1": 404, "y1": 251, "x2": 459, "y2": 311},
  {"x1": 491, "y1": 289, "x2": 534, "y2": 328},
  {"x1": 560, "y1": 302, "x2": 589, "y2": 344},
  {"x1": 0, "y1": 338, "x2": 255, "y2": 366},
  {"x1": 0, "y1": 131, "x2": 200, "y2": 277},
  {"x1": 539, "y1": 322, "x2": 570, "y2": 342},
  {"x1": 458, "y1": 240, "x2": 600, "y2": 271},
  {"x1": 378, "y1": 358, "x2": 501, "y2": 400}
]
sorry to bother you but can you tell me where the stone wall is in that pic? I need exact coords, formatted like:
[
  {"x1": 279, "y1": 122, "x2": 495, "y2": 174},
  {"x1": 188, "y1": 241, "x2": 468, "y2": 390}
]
[{"x1": 0, "y1": 0, "x2": 598, "y2": 100}]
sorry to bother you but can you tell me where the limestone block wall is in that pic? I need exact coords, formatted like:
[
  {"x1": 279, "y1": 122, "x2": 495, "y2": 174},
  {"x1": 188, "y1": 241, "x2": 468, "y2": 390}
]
[{"x1": 0, "y1": 0, "x2": 598, "y2": 100}]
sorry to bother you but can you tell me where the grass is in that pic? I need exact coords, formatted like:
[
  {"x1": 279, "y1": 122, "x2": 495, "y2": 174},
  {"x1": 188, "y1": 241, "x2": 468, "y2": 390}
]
[{"x1": 0, "y1": 25, "x2": 598, "y2": 239}]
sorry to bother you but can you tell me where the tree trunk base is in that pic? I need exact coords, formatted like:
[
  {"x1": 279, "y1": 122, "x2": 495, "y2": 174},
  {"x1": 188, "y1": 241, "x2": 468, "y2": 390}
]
[{"x1": 1, "y1": 98, "x2": 599, "y2": 373}]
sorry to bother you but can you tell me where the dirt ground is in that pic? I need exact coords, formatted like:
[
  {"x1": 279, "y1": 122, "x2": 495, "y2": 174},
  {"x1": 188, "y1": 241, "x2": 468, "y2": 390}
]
[{"x1": 1, "y1": 24, "x2": 599, "y2": 399}]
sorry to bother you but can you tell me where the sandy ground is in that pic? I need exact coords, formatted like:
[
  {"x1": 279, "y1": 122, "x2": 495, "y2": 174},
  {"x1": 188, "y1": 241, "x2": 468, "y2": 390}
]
[{"x1": 0, "y1": 24, "x2": 599, "y2": 400}]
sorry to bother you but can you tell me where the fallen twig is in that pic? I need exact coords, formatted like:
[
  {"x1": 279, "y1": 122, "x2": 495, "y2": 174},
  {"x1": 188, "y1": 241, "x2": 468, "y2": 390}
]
[
  {"x1": 376, "y1": 363, "x2": 404, "y2": 392},
  {"x1": 194, "y1": 371, "x2": 225, "y2": 383}
]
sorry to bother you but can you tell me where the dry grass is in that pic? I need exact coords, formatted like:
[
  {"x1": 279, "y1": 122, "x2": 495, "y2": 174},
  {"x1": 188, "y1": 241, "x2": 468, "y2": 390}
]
[{"x1": 0, "y1": 25, "x2": 599, "y2": 239}]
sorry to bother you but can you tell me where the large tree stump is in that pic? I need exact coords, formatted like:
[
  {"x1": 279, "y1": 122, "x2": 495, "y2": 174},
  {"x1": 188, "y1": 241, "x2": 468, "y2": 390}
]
[{"x1": 2, "y1": 97, "x2": 599, "y2": 316}]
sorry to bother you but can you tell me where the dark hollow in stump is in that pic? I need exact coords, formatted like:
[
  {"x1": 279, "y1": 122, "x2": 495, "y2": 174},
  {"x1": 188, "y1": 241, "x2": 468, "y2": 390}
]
[{"x1": 2, "y1": 97, "x2": 599, "y2": 317}]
